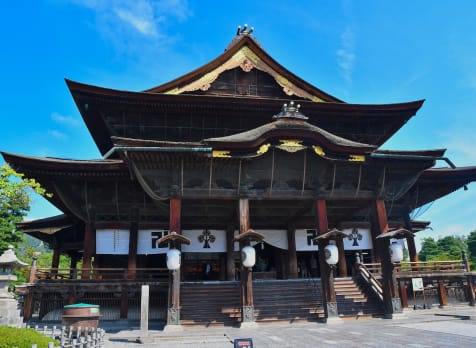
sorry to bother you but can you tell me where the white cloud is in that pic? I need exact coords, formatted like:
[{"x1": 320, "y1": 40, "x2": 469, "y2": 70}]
[
  {"x1": 51, "y1": 112, "x2": 81, "y2": 127},
  {"x1": 114, "y1": 7, "x2": 159, "y2": 36},
  {"x1": 70, "y1": 0, "x2": 191, "y2": 38},
  {"x1": 337, "y1": 26, "x2": 355, "y2": 84},
  {"x1": 47, "y1": 130, "x2": 68, "y2": 140}
]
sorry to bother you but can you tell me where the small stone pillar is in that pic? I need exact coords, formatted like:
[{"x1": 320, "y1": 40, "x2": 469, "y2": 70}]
[{"x1": 0, "y1": 245, "x2": 28, "y2": 327}]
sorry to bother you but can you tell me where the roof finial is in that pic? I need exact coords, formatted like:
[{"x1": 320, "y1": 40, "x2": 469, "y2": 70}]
[
  {"x1": 236, "y1": 24, "x2": 254, "y2": 36},
  {"x1": 273, "y1": 101, "x2": 308, "y2": 121}
]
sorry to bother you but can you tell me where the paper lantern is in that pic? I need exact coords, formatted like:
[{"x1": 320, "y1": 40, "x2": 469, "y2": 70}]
[
  {"x1": 242, "y1": 246, "x2": 256, "y2": 268},
  {"x1": 166, "y1": 248, "x2": 181, "y2": 270}
]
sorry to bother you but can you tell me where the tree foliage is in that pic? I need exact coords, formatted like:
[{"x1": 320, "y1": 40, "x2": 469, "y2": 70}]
[
  {"x1": 0, "y1": 164, "x2": 50, "y2": 252},
  {"x1": 419, "y1": 235, "x2": 467, "y2": 261}
]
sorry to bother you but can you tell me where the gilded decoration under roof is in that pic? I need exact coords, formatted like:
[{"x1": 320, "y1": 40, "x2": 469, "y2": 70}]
[
  {"x1": 276, "y1": 139, "x2": 306, "y2": 153},
  {"x1": 164, "y1": 44, "x2": 325, "y2": 101}
]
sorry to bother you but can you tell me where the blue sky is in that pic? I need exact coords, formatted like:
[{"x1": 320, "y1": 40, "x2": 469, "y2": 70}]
[{"x1": 1, "y1": 1, "x2": 476, "y2": 250}]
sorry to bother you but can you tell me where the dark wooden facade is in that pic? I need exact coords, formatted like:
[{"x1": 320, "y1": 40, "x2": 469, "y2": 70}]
[{"x1": 3, "y1": 28, "x2": 476, "y2": 324}]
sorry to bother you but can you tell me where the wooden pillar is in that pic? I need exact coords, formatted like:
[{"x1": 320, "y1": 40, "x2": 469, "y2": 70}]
[
  {"x1": 22, "y1": 291, "x2": 33, "y2": 320},
  {"x1": 127, "y1": 221, "x2": 138, "y2": 280},
  {"x1": 69, "y1": 255, "x2": 78, "y2": 280},
  {"x1": 406, "y1": 236, "x2": 418, "y2": 263},
  {"x1": 238, "y1": 198, "x2": 254, "y2": 323},
  {"x1": 81, "y1": 223, "x2": 95, "y2": 280},
  {"x1": 437, "y1": 280, "x2": 448, "y2": 308},
  {"x1": 373, "y1": 199, "x2": 401, "y2": 317},
  {"x1": 287, "y1": 227, "x2": 298, "y2": 279},
  {"x1": 399, "y1": 281, "x2": 408, "y2": 309},
  {"x1": 120, "y1": 286, "x2": 128, "y2": 319},
  {"x1": 336, "y1": 238, "x2": 347, "y2": 277},
  {"x1": 67, "y1": 286, "x2": 75, "y2": 305},
  {"x1": 51, "y1": 248, "x2": 60, "y2": 279},
  {"x1": 226, "y1": 226, "x2": 236, "y2": 281},
  {"x1": 403, "y1": 216, "x2": 418, "y2": 263},
  {"x1": 315, "y1": 199, "x2": 338, "y2": 319},
  {"x1": 168, "y1": 197, "x2": 182, "y2": 325}
]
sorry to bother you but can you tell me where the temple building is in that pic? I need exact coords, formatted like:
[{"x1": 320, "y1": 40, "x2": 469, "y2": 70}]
[{"x1": 3, "y1": 26, "x2": 476, "y2": 326}]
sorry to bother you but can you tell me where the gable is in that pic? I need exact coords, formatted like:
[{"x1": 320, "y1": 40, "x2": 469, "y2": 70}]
[
  {"x1": 187, "y1": 67, "x2": 297, "y2": 99},
  {"x1": 153, "y1": 38, "x2": 337, "y2": 102}
]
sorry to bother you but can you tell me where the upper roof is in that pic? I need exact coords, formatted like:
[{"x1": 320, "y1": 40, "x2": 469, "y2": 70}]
[{"x1": 66, "y1": 78, "x2": 424, "y2": 156}]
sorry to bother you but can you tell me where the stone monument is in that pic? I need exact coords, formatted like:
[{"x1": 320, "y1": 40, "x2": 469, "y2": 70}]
[{"x1": 0, "y1": 245, "x2": 28, "y2": 327}]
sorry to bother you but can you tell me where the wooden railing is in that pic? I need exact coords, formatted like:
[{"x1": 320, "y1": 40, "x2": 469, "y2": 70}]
[
  {"x1": 394, "y1": 260, "x2": 465, "y2": 275},
  {"x1": 34, "y1": 267, "x2": 169, "y2": 282},
  {"x1": 356, "y1": 263, "x2": 383, "y2": 302}
]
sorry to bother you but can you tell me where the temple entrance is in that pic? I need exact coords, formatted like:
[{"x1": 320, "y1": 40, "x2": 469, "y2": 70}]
[
  {"x1": 297, "y1": 251, "x2": 320, "y2": 278},
  {"x1": 253, "y1": 242, "x2": 285, "y2": 279},
  {"x1": 182, "y1": 252, "x2": 225, "y2": 281}
]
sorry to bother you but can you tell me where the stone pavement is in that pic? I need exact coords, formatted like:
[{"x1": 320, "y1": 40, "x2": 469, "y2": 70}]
[{"x1": 101, "y1": 306, "x2": 476, "y2": 347}]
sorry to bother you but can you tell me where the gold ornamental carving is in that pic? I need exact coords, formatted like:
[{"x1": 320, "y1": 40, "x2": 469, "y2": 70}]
[
  {"x1": 212, "y1": 150, "x2": 231, "y2": 158},
  {"x1": 276, "y1": 140, "x2": 306, "y2": 153},
  {"x1": 164, "y1": 45, "x2": 325, "y2": 101}
]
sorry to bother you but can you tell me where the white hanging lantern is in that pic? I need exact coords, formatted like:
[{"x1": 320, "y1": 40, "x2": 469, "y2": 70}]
[
  {"x1": 242, "y1": 246, "x2": 256, "y2": 268},
  {"x1": 389, "y1": 241, "x2": 403, "y2": 263},
  {"x1": 166, "y1": 248, "x2": 181, "y2": 270},
  {"x1": 324, "y1": 243, "x2": 339, "y2": 265}
]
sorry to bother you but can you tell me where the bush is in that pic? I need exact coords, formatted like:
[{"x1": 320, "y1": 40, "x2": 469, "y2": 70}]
[{"x1": 0, "y1": 326, "x2": 59, "y2": 348}]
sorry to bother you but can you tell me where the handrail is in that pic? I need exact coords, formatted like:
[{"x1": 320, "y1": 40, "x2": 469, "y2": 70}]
[
  {"x1": 357, "y1": 263, "x2": 383, "y2": 302},
  {"x1": 394, "y1": 260, "x2": 465, "y2": 274},
  {"x1": 34, "y1": 267, "x2": 169, "y2": 281}
]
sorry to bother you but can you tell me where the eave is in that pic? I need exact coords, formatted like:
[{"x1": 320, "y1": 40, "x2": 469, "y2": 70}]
[{"x1": 66, "y1": 78, "x2": 424, "y2": 155}]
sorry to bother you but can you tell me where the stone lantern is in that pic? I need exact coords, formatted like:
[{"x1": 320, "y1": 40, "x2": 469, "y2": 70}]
[{"x1": 0, "y1": 245, "x2": 28, "y2": 327}]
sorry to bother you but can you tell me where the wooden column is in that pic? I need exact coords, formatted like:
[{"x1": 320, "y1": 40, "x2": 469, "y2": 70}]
[
  {"x1": 120, "y1": 286, "x2": 128, "y2": 319},
  {"x1": 127, "y1": 221, "x2": 138, "y2": 280},
  {"x1": 168, "y1": 197, "x2": 182, "y2": 325},
  {"x1": 315, "y1": 199, "x2": 336, "y2": 319},
  {"x1": 226, "y1": 226, "x2": 236, "y2": 281},
  {"x1": 81, "y1": 223, "x2": 95, "y2": 280},
  {"x1": 437, "y1": 280, "x2": 448, "y2": 308},
  {"x1": 51, "y1": 248, "x2": 60, "y2": 279},
  {"x1": 336, "y1": 238, "x2": 347, "y2": 277},
  {"x1": 69, "y1": 255, "x2": 79, "y2": 280},
  {"x1": 404, "y1": 216, "x2": 418, "y2": 263},
  {"x1": 399, "y1": 281, "x2": 408, "y2": 309},
  {"x1": 406, "y1": 236, "x2": 418, "y2": 263},
  {"x1": 373, "y1": 199, "x2": 400, "y2": 317},
  {"x1": 238, "y1": 198, "x2": 254, "y2": 323},
  {"x1": 287, "y1": 227, "x2": 298, "y2": 279}
]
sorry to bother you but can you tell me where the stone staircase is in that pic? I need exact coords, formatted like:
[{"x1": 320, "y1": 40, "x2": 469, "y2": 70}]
[
  {"x1": 180, "y1": 281, "x2": 241, "y2": 327},
  {"x1": 334, "y1": 277, "x2": 385, "y2": 319},
  {"x1": 252, "y1": 279, "x2": 325, "y2": 323}
]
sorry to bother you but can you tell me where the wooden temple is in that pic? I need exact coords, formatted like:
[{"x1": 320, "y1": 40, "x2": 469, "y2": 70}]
[{"x1": 3, "y1": 26, "x2": 476, "y2": 325}]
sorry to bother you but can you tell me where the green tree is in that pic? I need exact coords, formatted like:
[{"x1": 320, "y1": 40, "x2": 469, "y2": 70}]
[
  {"x1": 418, "y1": 237, "x2": 440, "y2": 261},
  {"x1": 0, "y1": 164, "x2": 50, "y2": 252},
  {"x1": 419, "y1": 235, "x2": 467, "y2": 261},
  {"x1": 467, "y1": 230, "x2": 476, "y2": 269}
]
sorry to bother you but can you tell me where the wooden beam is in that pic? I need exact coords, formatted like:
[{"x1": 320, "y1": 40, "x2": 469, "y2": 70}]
[{"x1": 81, "y1": 223, "x2": 95, "y2": 280}]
